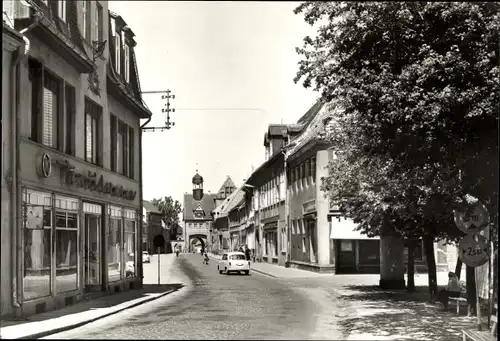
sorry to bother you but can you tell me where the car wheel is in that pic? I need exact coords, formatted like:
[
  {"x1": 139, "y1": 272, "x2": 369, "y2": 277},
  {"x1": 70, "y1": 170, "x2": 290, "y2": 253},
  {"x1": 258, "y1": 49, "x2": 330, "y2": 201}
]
[
  {"x1": 225, "y1": 268, "x2": 230, "y2": 275},
  {"x1": 244, "y1": 270, "x2": 249, "y2": 275},
  {"x1": 218, "y1": 266, "x2": 223, "y2": 274}
]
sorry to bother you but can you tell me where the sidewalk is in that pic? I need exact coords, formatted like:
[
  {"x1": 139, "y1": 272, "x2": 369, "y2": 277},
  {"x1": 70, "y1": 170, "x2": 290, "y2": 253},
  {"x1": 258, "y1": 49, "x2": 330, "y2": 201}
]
[
  {"x1": 207, "y1": 253, "x2": 331, "y2": 278},
  {"x1": 0, "y1": 254, "x2": 183, "y2": 339}
]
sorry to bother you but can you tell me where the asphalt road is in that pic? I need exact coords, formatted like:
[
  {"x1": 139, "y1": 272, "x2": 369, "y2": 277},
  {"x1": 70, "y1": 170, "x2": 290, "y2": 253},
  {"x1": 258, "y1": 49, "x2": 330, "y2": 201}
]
[{"x1": 45, "y1": 254, "x2": 322, "y2": 340}]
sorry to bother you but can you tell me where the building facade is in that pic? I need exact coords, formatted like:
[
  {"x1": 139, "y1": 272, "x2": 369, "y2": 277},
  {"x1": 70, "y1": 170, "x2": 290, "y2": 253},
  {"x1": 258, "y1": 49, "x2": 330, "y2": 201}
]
[
  {"x1": 143, "y1": 200, "x2": 171, "y2": 254},
  {"x1": 2, "y1": 1, "x2": 151, "y2": 317},
  {"x1": 183, "y1": 172, "x2": 216, "y2": 253}
]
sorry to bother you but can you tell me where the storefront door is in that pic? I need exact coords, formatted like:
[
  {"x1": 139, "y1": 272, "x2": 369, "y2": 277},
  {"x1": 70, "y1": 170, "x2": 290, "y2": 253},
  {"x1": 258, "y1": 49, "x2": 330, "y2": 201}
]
[
  {"x1": 337, "y1": 240, "x2": 356, "y2": 273},
  {"x1": 83, "y1": 203, "x2": 103, "y2": 289}
]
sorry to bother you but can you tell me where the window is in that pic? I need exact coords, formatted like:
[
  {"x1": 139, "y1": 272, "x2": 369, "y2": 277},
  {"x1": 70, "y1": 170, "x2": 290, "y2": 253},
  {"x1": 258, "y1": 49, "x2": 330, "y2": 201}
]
[
  {"x1": 124, "y1": 210, "x2": 137, "y2": 278},
  {"x1": 305, "y1": 159, "x2": 310, "y2": 185},
  {"x1": 118, "y1": 122, "x2": 128, "y2": 175},
  {"x1": 94, "y1": 2, "x2": 103, "y2": 42},
  {"x1": 42, "y1": 72, "x2": 60, "y2": 148},
  {"x1": 58, "y1": 0, "x2": 66, "y2": 22},
  {"x1": 311, "y1": 157, "x2": 316, "y2": 183},
  {"x1": 128, "y1": 127, "x2": 135, "y2": 179},
  {"x1": 84, "y1": 99, "x2": 101, "y2": 165},
  {"x1": 23, "y1": 190, "x2": 52, "y2": 301},
  {"x1": 108, "y1": 207, "x2": 123, "y2": 282},
  {"x1": 82, "y1": 1, "x2": 91, "y2": 40},
  {"x1": 110, "y1": 115, "x2": 117, "y2": 172},
  {"x1": 55, "y1": 196, "x2": 79, "y2": 293},
  {"x1": 124, "y1": 44, "x2": 130, "y2": 83},
  {"x1": 300, "y1": 163, "x2": 305, "y2": 187},
  {"x1": 65, "y1": 84, "x2": 75, "y2": 156},
  {"x1": 115, "y1": 33, "x2": 121, "y2": 74}
]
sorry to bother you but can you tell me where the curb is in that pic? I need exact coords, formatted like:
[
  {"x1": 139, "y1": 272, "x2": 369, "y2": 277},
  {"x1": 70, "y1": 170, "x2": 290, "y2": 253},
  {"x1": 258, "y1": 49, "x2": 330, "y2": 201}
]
[
  {"x1": 250, "y1": 268, "x2": 278, "y2": 278},
  {"x1": 16, "y1": 288, "x2": 179, "y2": 339}
]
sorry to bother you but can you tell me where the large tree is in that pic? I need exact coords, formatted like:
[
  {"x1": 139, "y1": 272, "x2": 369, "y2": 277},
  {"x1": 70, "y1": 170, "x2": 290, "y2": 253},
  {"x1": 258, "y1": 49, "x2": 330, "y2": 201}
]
[
  {"x1": 151, "y1": 196, "x2": 183, "y2": 240},
  {"x1": 294, "y1": 2, "x2": 499, "y2": 302}
]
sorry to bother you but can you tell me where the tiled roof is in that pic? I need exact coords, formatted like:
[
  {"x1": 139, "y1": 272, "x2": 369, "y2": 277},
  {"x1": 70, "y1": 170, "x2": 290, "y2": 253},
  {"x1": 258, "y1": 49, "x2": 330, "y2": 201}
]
[
  {"x1": 183, "y1": 193, "x2": 216, "y2": 221},
  {"x1": 216, "y1": 176, "x2": 235, "y2": 196},
  {"x1": 143, "y1": 200, "x2": 161, "y2": 214},
  {"x1": 285, "y1": 101, "x2": 340, "y2": 158},
  {"x1": 213, "y1": 186, "x2": 245, "y2": 219},
  {"x1": 297, "y1": 101, "x2": 324, "y2": 125}
]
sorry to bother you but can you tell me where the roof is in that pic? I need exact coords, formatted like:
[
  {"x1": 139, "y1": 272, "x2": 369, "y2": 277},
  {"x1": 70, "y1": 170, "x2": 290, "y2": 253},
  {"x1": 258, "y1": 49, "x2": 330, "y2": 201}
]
[
  {"x1": 183, "y1": 193, "x2": 216, "y2": 221},
  {"x1": 297, "y1": 101, "x2": 324, "y2": 126},
  {"x1": 285, "y1": 101, "x2": 340, "y2": 158},
  {"x1": 143, "y1": 200, "x2": 161, "y2": 214},
  {"x1": 217, "y1": 176, "x2": 236, "y2": 196},
  {"x1": 213, "y1": 186, "x2": 245, "y2": 219},
  {"x1": 192, "y1": 172, "x2": 203, "y2": 184},
  {"x1": 245, "y1": 151, "x2": 284, "y2": 186}
]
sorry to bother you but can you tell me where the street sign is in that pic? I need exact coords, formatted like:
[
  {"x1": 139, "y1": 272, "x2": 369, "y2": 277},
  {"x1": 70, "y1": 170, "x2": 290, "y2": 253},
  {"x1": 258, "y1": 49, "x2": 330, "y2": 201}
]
[
  {"x1": 459, "y1": 234, "x2": 490, "y2": 267},
  {"x1": 453, "y1": 201, "x2": 490, "y2": 234}
]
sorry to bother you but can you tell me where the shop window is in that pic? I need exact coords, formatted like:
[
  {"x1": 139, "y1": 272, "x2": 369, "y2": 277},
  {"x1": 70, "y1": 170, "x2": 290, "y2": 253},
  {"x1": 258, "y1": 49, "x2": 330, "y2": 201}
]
[
  {"x1": 281, "y1": 227, "x2": 286, "y2": 252},
  {"x1": 83, "y1": 203, "x2": 102, "y2": 286},
  {"x1": 108, "y1": 207, "x2": 123, "y2": 283},
  {"x1": 358, "y1": 240, "x2": 380, "y2": 264},
  {"x1": 124, "y1": 210, "x2": 137, "y2": 278},
  {"x1": 23, "y1": 189, "x2": 52, "y2": 301},
  {"x1": 55, "y1": 196, "x2": 79, "y2": 293},
  {"x1": 272, "y1": 231, "x2": 278, "y2": 258},
  {"x1": 85, "y1": 98, "x2": 102, "y2": 166}
]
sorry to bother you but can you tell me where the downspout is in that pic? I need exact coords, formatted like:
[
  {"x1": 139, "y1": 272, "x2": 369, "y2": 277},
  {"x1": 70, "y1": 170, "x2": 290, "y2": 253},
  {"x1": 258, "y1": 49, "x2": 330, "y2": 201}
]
[
  {"x1": 138, "y1": 116, "x2": 151, "y2": 284},
  {"x1": 282, "y1": 149, "x2": 290, "y2": 267},
  {"x1": 12, "y1": 22, "x2": 36, "y2": 310}
]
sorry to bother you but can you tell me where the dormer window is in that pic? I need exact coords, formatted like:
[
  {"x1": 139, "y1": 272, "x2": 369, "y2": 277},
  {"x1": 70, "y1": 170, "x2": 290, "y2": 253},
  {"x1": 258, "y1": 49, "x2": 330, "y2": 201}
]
[
  {"x1": 115, "y1": 33, "x2": 121, "y2": 74},
  {"x1": 58, "y1": 0, "x2": 67, "y2": 22},
  {"x1": 124, "y1": 43, "x2": 130, "y2": 83}
]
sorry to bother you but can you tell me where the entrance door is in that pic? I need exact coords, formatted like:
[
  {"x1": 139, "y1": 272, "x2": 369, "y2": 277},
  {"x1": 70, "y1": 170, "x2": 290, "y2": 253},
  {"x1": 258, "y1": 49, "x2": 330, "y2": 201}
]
[
  {"x1": 84, "y1": 213, "x2": 102, "y2": 287},
  {"x1": 337, "y1": 240, "x2": 356, "y2": 273}
]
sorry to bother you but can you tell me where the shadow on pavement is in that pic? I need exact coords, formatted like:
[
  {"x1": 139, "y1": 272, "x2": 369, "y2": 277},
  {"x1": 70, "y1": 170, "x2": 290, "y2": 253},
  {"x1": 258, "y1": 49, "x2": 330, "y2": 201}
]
[
  {"x1": 336, "y1": 284, "x2": 486, "y2": 341},
  {"x1": 0, "y1": 283, "x2": 184, "y2": 328}
]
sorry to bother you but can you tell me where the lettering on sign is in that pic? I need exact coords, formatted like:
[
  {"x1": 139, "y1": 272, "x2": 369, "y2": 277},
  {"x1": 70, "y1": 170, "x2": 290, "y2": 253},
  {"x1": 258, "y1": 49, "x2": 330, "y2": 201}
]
[
  {"x1": 54, "y1": 159, "x2": 137, "y2": 201},
  {"x1": 453, "y1": 201, "x2": 489, "y2": 234},
  {"x1": 458, "y1": 234, "x2": 490, "y2": 267}
]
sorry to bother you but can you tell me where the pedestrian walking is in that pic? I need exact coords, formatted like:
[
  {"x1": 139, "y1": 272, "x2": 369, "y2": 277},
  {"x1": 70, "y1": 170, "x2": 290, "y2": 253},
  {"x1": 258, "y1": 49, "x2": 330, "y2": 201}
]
[
  {"x1": 203, "y1": 253, "x2": 210, "y2": 265},
  {"x1": 244, "y1": 245, "x2": 251, "y2": 261}
]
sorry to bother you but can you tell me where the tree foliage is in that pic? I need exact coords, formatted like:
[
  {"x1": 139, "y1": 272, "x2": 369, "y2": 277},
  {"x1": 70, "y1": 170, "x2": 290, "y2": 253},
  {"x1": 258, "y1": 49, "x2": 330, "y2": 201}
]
[
  {"x1": 151, "y1": 196, "x2": 182, "y2": 234},
  {"x1": 294, "y1": 2, "x2": 499, "y2": 243}
]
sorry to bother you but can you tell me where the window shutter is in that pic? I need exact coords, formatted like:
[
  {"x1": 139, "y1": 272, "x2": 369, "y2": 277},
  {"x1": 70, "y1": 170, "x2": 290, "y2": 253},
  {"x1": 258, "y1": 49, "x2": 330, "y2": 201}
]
[
  {"x1": 128, "y1": 127, "x2": 134, "y2": 179},
  {"x1": 42, "y1": 88, "x2": 54, "y2": 147},
  {"x1": 110, "y1": 115, "x2": 117, "y2": 171}
]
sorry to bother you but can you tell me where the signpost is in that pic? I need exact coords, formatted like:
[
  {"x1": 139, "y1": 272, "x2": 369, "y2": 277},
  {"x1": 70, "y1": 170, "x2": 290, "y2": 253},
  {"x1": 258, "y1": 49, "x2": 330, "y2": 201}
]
[
  {"x1": 157, "y1": 246, "x2": 161, "y2": 286},
  {"x1": 455, "y1": 197, "x2": 491, "y2": 331}
]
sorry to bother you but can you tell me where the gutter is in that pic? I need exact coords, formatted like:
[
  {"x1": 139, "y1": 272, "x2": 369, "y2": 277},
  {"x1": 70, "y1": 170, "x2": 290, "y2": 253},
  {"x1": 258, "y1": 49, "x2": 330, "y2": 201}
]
[
  {"x1": 11, "y1": 17, "x2": 39, "y2": 312},
  {"x1": 138, "y1": 115, "x2": 152, "y2": 283}
]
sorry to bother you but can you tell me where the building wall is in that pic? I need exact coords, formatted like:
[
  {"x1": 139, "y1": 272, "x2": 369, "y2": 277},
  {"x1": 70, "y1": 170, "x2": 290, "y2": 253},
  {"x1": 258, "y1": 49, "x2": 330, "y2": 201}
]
[
  {"x1": 1, "y1": 26, "x2": 25, "y2": 318},
  {"x1": 4, "y1": 1, "x2": 149, "y2": 318}
]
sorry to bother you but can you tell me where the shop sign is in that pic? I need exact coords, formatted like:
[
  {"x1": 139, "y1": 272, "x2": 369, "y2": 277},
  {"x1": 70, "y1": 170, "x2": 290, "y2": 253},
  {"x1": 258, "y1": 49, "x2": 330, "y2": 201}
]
[
  {"x1": 303, "y1": 200, "x2": 316, "y2": 214},
  {"x1": 54, "y1": 159, "x2": 137, "y2": 200},
  {"x1": 458, "y1": 234, "x2": 490, "y2": 267}
]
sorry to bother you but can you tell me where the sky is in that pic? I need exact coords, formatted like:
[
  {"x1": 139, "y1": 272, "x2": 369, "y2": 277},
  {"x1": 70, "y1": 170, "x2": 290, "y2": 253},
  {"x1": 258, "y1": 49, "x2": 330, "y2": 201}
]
[{"x1": 108, "y1": 1, "x2": 319, "y2": 205}]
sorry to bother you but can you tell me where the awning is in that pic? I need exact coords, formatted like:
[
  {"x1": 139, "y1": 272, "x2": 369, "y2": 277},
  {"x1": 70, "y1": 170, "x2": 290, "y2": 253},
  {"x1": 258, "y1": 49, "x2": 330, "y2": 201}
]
[{"x1": 330, "y1": 217, "x2": 379, "y2": 240}]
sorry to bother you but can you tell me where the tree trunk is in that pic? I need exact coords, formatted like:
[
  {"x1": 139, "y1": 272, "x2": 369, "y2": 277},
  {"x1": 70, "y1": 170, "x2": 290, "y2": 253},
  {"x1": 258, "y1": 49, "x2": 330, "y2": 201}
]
[
  {"x1": 407, "y1": 240, "x2": 416, "y2": 292},
  {"x1": 455, "y1": 257, "x2": 463, "y2": 280},
  {"x1": 466, "y1": 265, "x2": 477, "y2": 317},
  {"x1": 423, "y1": 235, "x2": 438, "y2": 301}
]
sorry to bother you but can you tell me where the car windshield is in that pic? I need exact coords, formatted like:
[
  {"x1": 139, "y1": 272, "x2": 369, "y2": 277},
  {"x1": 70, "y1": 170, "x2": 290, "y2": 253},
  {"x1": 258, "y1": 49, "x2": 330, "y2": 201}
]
[{"x1": 230, "y1": 254, "x2": 246, "y2": 260}]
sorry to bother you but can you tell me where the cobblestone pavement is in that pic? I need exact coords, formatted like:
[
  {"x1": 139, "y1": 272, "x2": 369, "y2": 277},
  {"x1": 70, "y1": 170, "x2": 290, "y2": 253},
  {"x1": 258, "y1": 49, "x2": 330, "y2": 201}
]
[
  {"x1": 46, "y1": 255, "x2": 481, "y2": 340},
  {"x1": 46, "y1": 254, "x2": 324, "y2": 340}
]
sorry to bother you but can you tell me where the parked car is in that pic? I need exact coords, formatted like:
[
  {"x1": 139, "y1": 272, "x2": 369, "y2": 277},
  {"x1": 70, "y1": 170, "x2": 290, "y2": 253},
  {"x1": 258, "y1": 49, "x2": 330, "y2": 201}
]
[
  {"x1": 142, "y1": 251, "x2": 151, "y2": 263},
  {"x1": 217, "y1": 252, "x2": 250, "y2": 275}
]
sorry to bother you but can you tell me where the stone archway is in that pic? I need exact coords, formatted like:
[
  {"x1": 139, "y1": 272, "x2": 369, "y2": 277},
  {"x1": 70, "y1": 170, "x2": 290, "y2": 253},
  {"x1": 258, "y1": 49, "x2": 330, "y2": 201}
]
[{"x1": 188, "y1": 234, "x2": 207, "y2": 253}]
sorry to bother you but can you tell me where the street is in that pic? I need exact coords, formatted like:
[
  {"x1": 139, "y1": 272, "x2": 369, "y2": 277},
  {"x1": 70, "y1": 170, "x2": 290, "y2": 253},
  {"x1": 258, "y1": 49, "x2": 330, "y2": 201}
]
[
  {"x1": 39, "y1": 254, "x2": 475, "y2": 340},
  {"x1": 45, "y1": 254, "x2": 327, "y2": 340}
]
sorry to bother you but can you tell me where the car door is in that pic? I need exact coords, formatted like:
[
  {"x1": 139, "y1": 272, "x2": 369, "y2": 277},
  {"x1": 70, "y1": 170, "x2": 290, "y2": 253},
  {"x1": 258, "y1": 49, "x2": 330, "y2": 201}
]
[{"x1": 220, "y1": 254, "x2": 228, "y2": 268}]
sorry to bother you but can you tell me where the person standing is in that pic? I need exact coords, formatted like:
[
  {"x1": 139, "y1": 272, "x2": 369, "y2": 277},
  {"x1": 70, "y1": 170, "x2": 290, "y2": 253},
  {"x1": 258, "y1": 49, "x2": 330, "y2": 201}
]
[{"x1": 244, "y1": 245, "x2": 251, "y2": 261}]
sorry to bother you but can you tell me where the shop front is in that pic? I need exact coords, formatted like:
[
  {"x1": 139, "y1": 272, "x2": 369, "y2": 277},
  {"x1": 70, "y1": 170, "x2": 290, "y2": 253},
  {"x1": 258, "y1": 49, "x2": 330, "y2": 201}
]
[
  {"x1": 263, "y1": 222, "x2": 278, "y2": 264},
  {"x1": 329, "y1": 216, "x2": 380, "y2": 274},
  {"x1": 18, "y1": 143, "x2": 141, "y2": 316}
]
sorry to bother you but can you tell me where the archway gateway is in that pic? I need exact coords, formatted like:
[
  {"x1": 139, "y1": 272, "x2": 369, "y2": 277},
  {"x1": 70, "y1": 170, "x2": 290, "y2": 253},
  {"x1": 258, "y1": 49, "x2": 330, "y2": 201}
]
[
  {"x1": 188, "y1": 235, "x2": 207, "y2": 253},
  {"x1": 153, "y1": 234, "x2": 166, "y2": 253}
]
